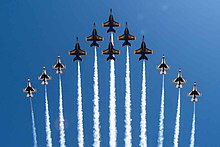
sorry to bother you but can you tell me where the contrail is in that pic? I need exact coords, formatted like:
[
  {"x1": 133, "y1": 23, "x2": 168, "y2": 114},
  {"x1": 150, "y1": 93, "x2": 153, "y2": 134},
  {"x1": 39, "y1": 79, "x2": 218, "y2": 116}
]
[
  {"x1": 140, "y1": 60, "x2": 147, "y2": 147},
  {"x1": 158, "y1": 75, "x2": 165, "y2": 147},
  {"x1": 58, "y1": 74, "x2": 66, "y2": 147},
  {"x1": 109, "y1": 59, "x2": 117, "y2": 147},
  {"x1": 93, "y1": 47, "x2": 100, "y2": 147},
  {"x1": 190, "y1": 102, "x2": 196, "y2": 147},
  {"x1": 173, "y1": 89, "x2": 181, "y2": 147},
  {"x1": 77, "y1": 61, "x2": 84, "y2": 147},
  {"x1": 44, "y1": 85, "x2": 52, "y2": 147},
  {"x1": 124, "y1": 46, "x2": 132, "y2": 147},
  {"x1": 30, "y1": 98, "x2": 38, "y2": 147}
]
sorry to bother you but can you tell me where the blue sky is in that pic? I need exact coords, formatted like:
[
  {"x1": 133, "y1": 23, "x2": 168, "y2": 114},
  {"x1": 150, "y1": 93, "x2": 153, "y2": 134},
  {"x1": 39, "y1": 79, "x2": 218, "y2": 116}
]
[{"x1": 1, "y1": 0, "x2": 220, "y2": 146}]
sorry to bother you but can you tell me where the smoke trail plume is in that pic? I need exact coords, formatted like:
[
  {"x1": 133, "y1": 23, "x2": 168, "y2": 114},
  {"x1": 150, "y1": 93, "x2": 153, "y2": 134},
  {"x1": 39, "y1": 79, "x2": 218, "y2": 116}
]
[
  {"x1": 158, "y1": 75, "x2": 165, "y2": 147},
  {"x1": 58, "y1": 74, "x2": 66, "y2": 147},
  {"x1": 77, "y1": 62, "x2": 84, "y2": 147},
  {"x1": 109, "y1": 59, "x2": 117, "y2": 147},
  {"x1": 190, "y1": 103, "x2": 196, "y2": 147},
  {"x1": 93, "y1": 47, "x2": 100, "y2": 147},
  {"x1": 140, "y1": 60, "x2": 147, "y2": 147},
  {"x1": 44, "y1": 85, "x2": 52, "y2": 147},
  {"x1": 124, "y1": 46, "x2": 132, "y2": 147},
  {"x1": 30, "y1": 98, "x2": 38, "y2": 147},
  {"x1": 173, "y1": 89, "x2": 181, "y2": 147}
]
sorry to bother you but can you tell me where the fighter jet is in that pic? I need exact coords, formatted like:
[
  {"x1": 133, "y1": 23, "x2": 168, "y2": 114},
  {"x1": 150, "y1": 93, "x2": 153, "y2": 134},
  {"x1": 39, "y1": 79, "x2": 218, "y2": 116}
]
[
  {"x1": 188, "y1": 82, "x2": 201, "y2": 102},
  {"x1": 102, "y1": 9, "x2": 120, "y2": 33},
  {"x1": 173, "y1": 68, "x2": 186, "y2": 88},
  {"x1": 38, "y1": 66, "x2": 51, "y2": 85},
  {"x1": 134, "y1": 36, "x2": 153, "y2": 60},
  {"x1": 53, "y1": 56, "x2": 65, "y2": 74},
  {"x1": 157, "y1": 54, "x2": 170, "y2": 74},
  {"x1": 118, "y1": 22, "x2": 136, "y2": 46},
  {"x1": 86, "y1": 23, "x2": 104, "y2": 47},
  {"x1": 68, "y1": 37, "x2": 87, "y2": 62},
  {"x1": 23, "y1": 78, "x2": 36, "y2": 97},
  {"x1": 102, "y1": 36, "x2": 120, "y2": 61}
]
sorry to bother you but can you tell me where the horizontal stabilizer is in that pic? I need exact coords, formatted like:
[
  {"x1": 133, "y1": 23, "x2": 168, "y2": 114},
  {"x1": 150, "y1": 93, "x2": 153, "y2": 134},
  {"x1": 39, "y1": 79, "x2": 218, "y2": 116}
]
[
  {"x1": 90, "y1": 42, "x2": 100, "y2": 47},
  {"x1": 160, "y1": 70, "x2": 166, "y2": 75},
  {"x1": 41, "y1": 81, "x2": 48, "y2": 85},
  {"x1": 27, "y1": 93, "x2": 33, "y2": 97},
  {"x1": 107, "y1": 55, "x2": 115, "y2": 61},
  {"x1": 56, "y1": 70, "x2": 63, "y2": 74},
  {"x1": 139, "y1": 55, "x2": 148, "y2": 61},
  {"x1": 107, "y1": 27, "x2": 116, "y2": 33},
  {"x1": 73, "y1": 56, "x2": 82, "y2": 62},
  {"x1": 176, "y1": 84, "x2": 183, "y2": 89},
  {"x1": 122, "y1": 41, "x2": 131, "y2": 47},
  {"x1": 191, "y1": 97, "x2": 198, "y2": 102}
]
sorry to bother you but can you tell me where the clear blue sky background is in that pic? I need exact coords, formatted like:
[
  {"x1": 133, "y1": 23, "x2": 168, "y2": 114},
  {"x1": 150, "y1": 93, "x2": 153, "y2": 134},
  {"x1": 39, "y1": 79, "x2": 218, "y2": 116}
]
[{"x1": 1, "y1": 0, "x2": 220, "y2": 146}]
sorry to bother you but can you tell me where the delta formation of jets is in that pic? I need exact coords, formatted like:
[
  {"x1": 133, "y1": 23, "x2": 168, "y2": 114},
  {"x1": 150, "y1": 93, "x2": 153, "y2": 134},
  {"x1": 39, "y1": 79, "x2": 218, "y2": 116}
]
[{"x1": 23, "y1": 9, "x2": 201, "y2": 101}]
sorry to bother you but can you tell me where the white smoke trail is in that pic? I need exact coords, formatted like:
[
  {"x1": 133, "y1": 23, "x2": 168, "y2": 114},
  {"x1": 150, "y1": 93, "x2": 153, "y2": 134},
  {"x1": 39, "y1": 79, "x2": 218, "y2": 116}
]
[
  {"x1": 77, "y1": 61, "x2": 84, "y2": 147},
  {"x1": 190, "y1": 102, "x2": 196, "y2": 147},
  {"x1": 44, "y1": 85, "x2": 52, "y2": 147},
  {"x1": 58, "y1": 74, "x2": 66, "y2": 147},
  {"x1": 140, "y1": 60, "x2": 147, "y2": 147},
  {"x1": 158, "y1": 75, "x2": 165, "y2": 147},
  {"x1": 124, "y1": 46, "x2": 132, "y2": 147},
  {"x1": 30, "y1": 98, "x2": 38, "y2": 147},
  {"x1": 173, "y1": 88, "x2": 181, "y2": 147},
  {"x1": 93, "y1": 47, "x2": 100, "y2": 147},
  {"x1": 109, "y1": 59, "x2": 117, "y2": 147}
]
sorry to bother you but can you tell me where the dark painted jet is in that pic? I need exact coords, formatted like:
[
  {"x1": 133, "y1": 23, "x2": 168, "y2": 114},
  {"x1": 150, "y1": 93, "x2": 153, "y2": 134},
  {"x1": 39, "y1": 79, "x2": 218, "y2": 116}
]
[
  {"x1": 102, "y1": 36, "x2": 120, "y2": 61},
  {"x1": 188, "y1": 82, "x2": 201, "y2": 102},
  {"x1": 157, "y1": 54, "x2": 170, "y2": 74},
  {"x1": 118, "y1": 22, "x2": 136, "y2": 46},
  {"x1": 86, "y1": 23, "x2": 104, "y2": 47},
  {"x1": 23, "y1": 78, "x2": 36, "y2": 97},
  {"x1": 53, "y1": 56, "x2": 65, "y2": 74},
  {"x1": 68, "y1": 37, "x2": 87, "y2": 62},
  {"x1": 38, "y1": 67, "x2": 51, "y2": 85},
  {"x1": 102, "y1": 9, "x2": 120, "y2": 33},
  {"x1": 173, "y1": 68, "x2": 186, "y2": 88},
  {"x1": 134, "y1": 36, "x2": 153, "y2": 60}
]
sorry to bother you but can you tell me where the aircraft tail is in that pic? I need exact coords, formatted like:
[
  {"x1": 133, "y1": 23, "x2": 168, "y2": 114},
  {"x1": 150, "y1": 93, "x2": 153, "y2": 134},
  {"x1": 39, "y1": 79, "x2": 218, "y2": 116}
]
[
  {"x1": 27, "y1": 93, "x2": 33, "y2": 97},
  {"x1": 90, "y1": 42, "x2": 100, "y2": 48},
  {"x1": 160, "y1": 70, "x2": 166, "y2": 75},
  {"x1": 41, "y1": 81, "x2": 48, "y2": 85},
  {"x1": 56, "y1": 70, "x2": 63, "y2": 74},
  {"x1": 107, "y1": 27, "x2": 116, "y2": 33},
  {"x1": 73, "y1": 56, "x2": 82, "y2": 62},
  {"x1": 191, "y1": 97, "x2": 198, "y2": 102},
  {"x1": 122, "y1": 41, "x2": 131, "y2": 47},
  {"x1": 176, "y1": 84, "x2": 182, "y2": 89},
  {"x1": 107, "y1": 55, "x2": 116, "y2": 61},
  {"x1": 139, "y1": 55, "x2": 148, "y2": 61}
]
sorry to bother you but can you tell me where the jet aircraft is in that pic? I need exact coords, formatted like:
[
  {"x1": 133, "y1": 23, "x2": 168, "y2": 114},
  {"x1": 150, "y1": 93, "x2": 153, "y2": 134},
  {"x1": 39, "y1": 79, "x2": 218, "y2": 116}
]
[
  {"x1": 68, "y1": 37, "x2": 87, "y2": 62},
  {"x1": 134, "y1": 36, "x2": 153, "y2": 60},
  {"x1": 173, "y1": 68, "x2": 186, "y2": 88},
  {"x1": 102, "y1": 9, "x2": 120, "y2": 33},
  {"x1": 118, "y1": 22, "x2": 136, "y2": 46},
  {"x1": 86, "y1": 23, "x2": 104, "y2": 47},
  {"x1": 53, "y1": 56, "x2": 65, "y2": 74},
  {"x1": 188, "y1": 82, "x2": 201, "y2": 102},
  {"x1": 157, "y1": 54, "x2": 170, "y2": 74},
  {"x1": 23, "y1": 78, "x2": 36, "y2": 97},
  {"x1": 102, "y1": 36, "x2": 120, "y2": 61},
  {"x1": 38, "y1": 67, "x2": 51, "y2": 85}
]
